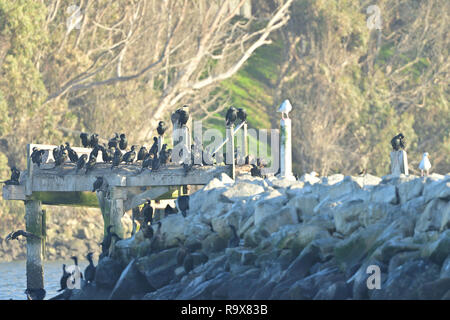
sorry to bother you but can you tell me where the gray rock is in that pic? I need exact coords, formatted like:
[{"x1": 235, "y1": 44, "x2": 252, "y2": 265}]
[
  {"x1": 256, "y1": 205, "x2": 298, "y2": 234},
  {"x1": 441, "y1": 256, "x2": 450, "y2": 278},
  {"x1": 423, "y1": 180, "x2": 450, "y2": 203},
  {"x1": 136, "y1": 248, "x2": 178, "y2": 289},
  {"x1": 397, "y1": 177, "x2": 424, "y2": 204},
  {"x1": 313, "y1": 281, "x2": 351, "y2": 300},
  {"x1": 370, "y1": 184, "x2": 398, "y2": 205},
  {"x1": 371, "y1": 259, "x2": 440, "y2": 300},
  {"x1": 417, "y1": 278, "x2": 450, "y2": 300},
  {"x1": 333, "y1": 200, "x2": 366, "y2": 236},
  {"x1": 201, "y1": 232, "x2": 228, "y2": 254},
  {"x1": 287, "y1": 193, "x2": 319, "y2": 221},
  {"x1": 415, "y1": 199, "x2": 450, "y2": 233},
  {"x1": 109, "y1": 259, "x2": 152, "y2": 300},
  {"x1": 95, "y1": 257, "x2": 124, "y2": 289},
  {"x1": 222, "y1": 182, "x2": 265, "y2": 201},
  {"x1": 421, "y1": 230, "x2": 450, "y2": 264}
]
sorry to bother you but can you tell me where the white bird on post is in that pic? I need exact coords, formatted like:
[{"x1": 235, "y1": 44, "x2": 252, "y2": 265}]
[
  {"x1": 277, "y1": 100, "x2": 295, "y2": 181},
  {"x1": 418, "y1": 152, "x2": 431, "y2": 177}
]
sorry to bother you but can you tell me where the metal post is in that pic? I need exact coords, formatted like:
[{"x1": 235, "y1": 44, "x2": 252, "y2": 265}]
[{"x1": 25, "y1": 200, "x2": 44, "y2": 298}]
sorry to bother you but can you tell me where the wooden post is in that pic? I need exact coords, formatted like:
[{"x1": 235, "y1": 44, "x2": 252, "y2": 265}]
[
  {"x1": 25, "y1": 200, "x2": 44, "y2": 297},
  {"x1": 226, "y1": 125, "x2": 236, "y2": 179},
  {"x1": 390, "y1": 150, "x2": 409, "y2": 176}
]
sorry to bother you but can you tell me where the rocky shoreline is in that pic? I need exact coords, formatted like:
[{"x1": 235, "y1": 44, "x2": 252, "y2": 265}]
[{"x1": 60, "y1": 172, "x2": 449, "y2": 300}]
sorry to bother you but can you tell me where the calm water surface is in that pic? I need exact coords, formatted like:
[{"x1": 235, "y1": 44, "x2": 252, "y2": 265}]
[{"x1": 0, "y1": 260, "x2": 88, "y2": 300}]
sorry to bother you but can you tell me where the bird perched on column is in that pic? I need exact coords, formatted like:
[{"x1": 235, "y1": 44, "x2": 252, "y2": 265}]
[
  {"x1": 99, "y1": 145, "x2": 114, "y2": 163},
  {"x1": 225, "y1": 107, "x2": 237, "y2": 127},
  {"x1": 31, "y1": 147, "x2": 46, "y2": 167},
  {"x1": 76, "y1": 154, "x2": 88, "y2": 173},
  {"x1": 84, "y1": 252, "x2": 96, "y2": 284},
  {"x1": 137, "y1": 146, "x2": 149, "y2": 161},
  {"x1": 419, "y1": 152, "x2": 431, "y2": 177},
  {"x1": 111, "y1": 147, "x2": 123, "y2": 170},
  {"x1": 173, "y1": 107, "x2": 189, "y2": 127},
  {"x1": 391, "y1": 133, "x2": 406, "y2": 151},
  {"x1": 65, "y1": 142, "x2": 79, "y2": 163},
  {"x1": 85, "y1": 154, "x2": 97, "y2": 174},
  {"x1": 108, "y1": 133, "x2": 120, "y2": 149},
  {"x1": 176, "y1": 195, "x2": 189, "y2": 218},
  {"x1": 89, "y1": 134, "x2": 99, "y2": 148},
  {"x1": 237, "y1": 108, "x2": 247, "y2": 124},
  {"x1": 123, "y1": 145, "x2": 137, "y2": 164},
  {"x1": 80, "y1": 133, "x2": 90, "y2": 148},
  {"x1": 4, "y1": 166, "x2": 20, "y2": 185},
  {"x1": 160, "y1": 145, "x2": 172, "y2": 165},
  {"x1": 119, "y1": 134, "x2": 128, "y2": 150},
  {"x1": 92, "y1": 176, "x2": 104, "y2": 192},
  {"x1": 149, "y1": 137, "x2": 159, "y2": 158},
  {"x1": 157, "y1": 121, "x2": 167, "y2": 136}
]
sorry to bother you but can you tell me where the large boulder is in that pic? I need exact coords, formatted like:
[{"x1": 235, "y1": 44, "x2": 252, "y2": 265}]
[
  {"x1": 159, "y1": 214, "x2": 190, "y2": 247},
  {"x1": 255, "y1": 205, "x2": 298, "y2": 234},
  {"x1": 221, "y1": 182, "x2": 265, "y2": 202},
  {"x1": 415, "y1": 199, "x2": 450, "y2": 233},
  {"x1": 370, "y1": 184, "x2": 398, "y2": 205},
  {"x1": 371, "y1": 259, "x2": 440, "y2": 300},
  {"x1": 397, "y1": 177, "x2": 424, "y2": 204},
  {"x1": 136, "y1": 248, "x2": 178, "y2": 289},
  {"x1": 95, "y1": 257, "x2": 124, "y2": 289},
  {"x1": 109, "y1": 259, "x2": 152, "y2": 300},
  {"x1": 421, "y1": 230, "x2": 450, "y2": 265},
  {"x1": 275, "y1": 224, "x2": 330, "y2": 254},
  {"x1": 333, "y1": 200, "x2": 366, "y2": 236},
  {"x1": 114, "y1": 232, "x2": 151, "y2": 266},
  {"x1": 423, "y1": 179, "x2": 450, "y2": 203},
  {"x1": 441, "y1": 256, "x2": 450, "y2": 278},
  {"x1": 287, "y1": 193, "x2": 319, "y2": 221},
  {"x1": 326, "y1": 177, "x2": 362, "y2": 201}
]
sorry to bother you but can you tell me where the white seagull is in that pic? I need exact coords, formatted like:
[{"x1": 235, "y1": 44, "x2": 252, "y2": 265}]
[{"x1": 418, "y1": 152, "x2": 431, "y2": 176}]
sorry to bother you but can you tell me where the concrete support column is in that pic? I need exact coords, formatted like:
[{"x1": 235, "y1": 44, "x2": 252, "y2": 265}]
[
  {"x1": 110, "y1": 199, "x2": 125, "y2": 239},
  {"x1": 157, "y1": 135, "x2": 164, "y2": 154},
  {"x1": 278, "y1": 100, "x2": 295, "y2": 181},
  {"x1": 25, "y1": 200, "x2": 44, "y2": 296},
  {"x1": 226, "y1": 125, "x2": 236, "y2": 179},
  {"x1": 390, "y1": 150, "x2": 409, "y2": 176}
]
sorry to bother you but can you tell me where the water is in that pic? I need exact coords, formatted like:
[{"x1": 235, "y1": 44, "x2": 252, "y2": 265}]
[{"x1": 0, "y1": 260, "x2": 88, "y2": 300}]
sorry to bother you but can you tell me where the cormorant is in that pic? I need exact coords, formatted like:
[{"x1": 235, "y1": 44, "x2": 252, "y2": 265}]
[
  {"x1": 89, "y1": 133, "x2": 99, "y2": 148},
  {"x1": 111, "y1": 147, "x2": 123, "y2": 170},
  {"x1": 76, "y1": 154, "x2": 88, "y2": 173},
  {"x1": 5, "y1": 230, "x2": 40, "y2": 241},
  {"x1": 237, "y1": 108, "x2": 247, "y2": 123},
  {"x1": 391, "y1": 133, "x2": 406, "y2": 151},
  {"x1": 99, "y1": 145, "x2": 113, "y2": 163},
  {"x1": 173, "y1": 107, "x2": 189, "y2": 127},
  {"x1": 92, "y1": 176, "x2": 103, "y2": 192},
  {"x1": 85, "y1": 154, "x2": 97, "y2": 174},
  {"x1": 137, "y1": 146, "x2": 148, "y2": 161},
  {"x1": 4, "y1": 167, "x2": 20, "y2": 185},
  {"x1": 65, "y1": 142, "x2": 79, "y2": 163},
  {"x1": 100, "y1": 225, "x2": 122, "y2": 256},
  {"x1": 123, "y1": 146, "x2": 137, "y2": 164},
  {"x1": 228, "y1": 224, "x2": 240, "y2": 248},
  {"x1": 151, "y1": 155, "x2": 161, "y2": 172},
  {"x1": 89, "y1": 145, "x2": 100, "y2": 159},
  {"x1": 183, "y1": 163, "x2": 193, "y2": 176},
  {"x1": 225, "y1": 107, "x2": 237, "y2": 127},
  {"x1": 176, "y1": 195, "x2": 189, "y2": 218},
  {"x1": 171, "y1": 111, "x2": 180, "y2": 127},
  {"x1": 57, "y1": 264, "x2": 71, "y2": 292},
  {"x1": 54, "y1": 148, "x2": 67, "y2": 167},
  {"x1": 141, "y1": 153, "x2": 153, "y2": 171},
  {"x1": 53, "y1": 147, "x2": 60, "y2": 162},
  {"x1": 31, "y1": 148, "x2": 45, "y2": 167},
  {"x1": 108, "y1": 133, "x2": 120, "y2": 149},
  {"x1": 80, "y1": 133, "x2": 90, "y2": 148},
  {"x1": 160, "y1": 145, "x2": 172, "y2": 165},
  {"x1": 149, "y1": 137, "x2": 159, "y2": 157},
  {"x1": 119, "y1": 134, "x2": 127, "y2": 150},
  {"x1": 157, "y1": 121, "x2": 167, "y2": 136},
  {"x1": 84, "y1": 252, "x2": 96, "y2": 284},
  {"x1": 149, "y1": 222, "x2": 162, "y2": 253},
  {"x1": 141, "y1": 200, "x2": 153, "y2": 226}
]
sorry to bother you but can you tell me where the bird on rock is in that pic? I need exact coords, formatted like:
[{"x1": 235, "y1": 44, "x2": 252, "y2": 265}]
[{"x1": 419, "y1": 152, "x2": 431, "y2": 177}]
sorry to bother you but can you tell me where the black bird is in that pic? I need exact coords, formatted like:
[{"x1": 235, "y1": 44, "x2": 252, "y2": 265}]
[
  {"x1": 176, "y1": 195, "x2": 189, "y2": 218},
  {"x1": 4, "y1": 166, "x2": 20, "y2": 185},
  {"x1": 54, "y1": 148, "x2": 67, "y2": 167},
  {"x1": 89, "y1": 134, "x2": 99, "y2": 148},
  {"x1": 5, "y1": 230, "x2": 40, "y2": 241},
  {"x1": 225, "y1": 107, "x2": 237, "y2": 127},
  {"x1": 99, "y1": 145, "x2": 113, "y2": 163},
  {"x1": 111, "y1": 147, "x2": 123, "y2": 170},
  {"x1": 108, "y1": 133, "x2": 120, "y2": 149},
  {"x1": 123, "y1": 146, "x2": 137, "y2": 164},
  {"x1": 171, "y1": 110, "x2": 180, "y2": 127},
  {"x1": 119, "y1": 134, "x2": 127, "y2": 150},
  {"x1": 85, "y1": 154, "x2": 97, "y2": 174},
  {"x1": 149, "y1": 137, "x2": 159, "y2": 157},
  {"x1": 84, "y1": 252, "x2": 96, "y2": 284},
  {"x1": 76, "y1": 154, "x2": 88, "y2": 173},
  {"x1": 57, "y1": 264, "x2": 71, "y2": 292},
  {"x1": 151, "y1": 155, "x2": 161, "y2": 172},
  {"x1": 141, "y1": 153, "x2": 153, "y2": 171},
  {"x1": 228, "y1": 224, "x2": 240, "y2": 248},
  {"x1": 178, "y1": 107, "x2": 190, "y2": 126},
  {"x1": 80, "y1": 133, "x2": 90, "y2": 148},
  {"x1": 141, "y1": 200, "x2": 153, "y2": 226},
  {"x1": 160, "y1": 146, "x2": 172, "y2": 165},
  {"x1": 137, "y1": 146, "x2": 148, "y2": 161},
  {"x1": 157, "y1": 121, "x2": 167, "y2": 136},
  {"x1": 52, "y1": 147, "x2": 60, "y2": 162},
  {"x1": 250, "y1": 164, "x2": 263, "y2": 178},
  {"x1": 92, "y1": 176, "x2": 103, "y2": 192},
  {"x1": 100, "y1": 225, "x2": 122, "y2": 256},
  {"x1": 89, "y1": 144, "x2": 100, "y2": 159},
  {"x1": 142, "y1": 223, "x2": 154, "y2": 239},
  {"x1": 183, "y1": 163, "x2": 193, "y2": 176},
  {"x1": 31, "y1": 148, "x2": 45, "y2": 167},
  {"x1": 391, "y1": 133, "x2": 406, "y2": 151},
  {"x1": 237, "y1": 108, "x2": 247, "y2": 123},
  {"x1": 65, "y1": 142, "x2": 79, "y2": 163},
  {"x1": 25, "y1": 288, "x2": 46, "y2": 300}
]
